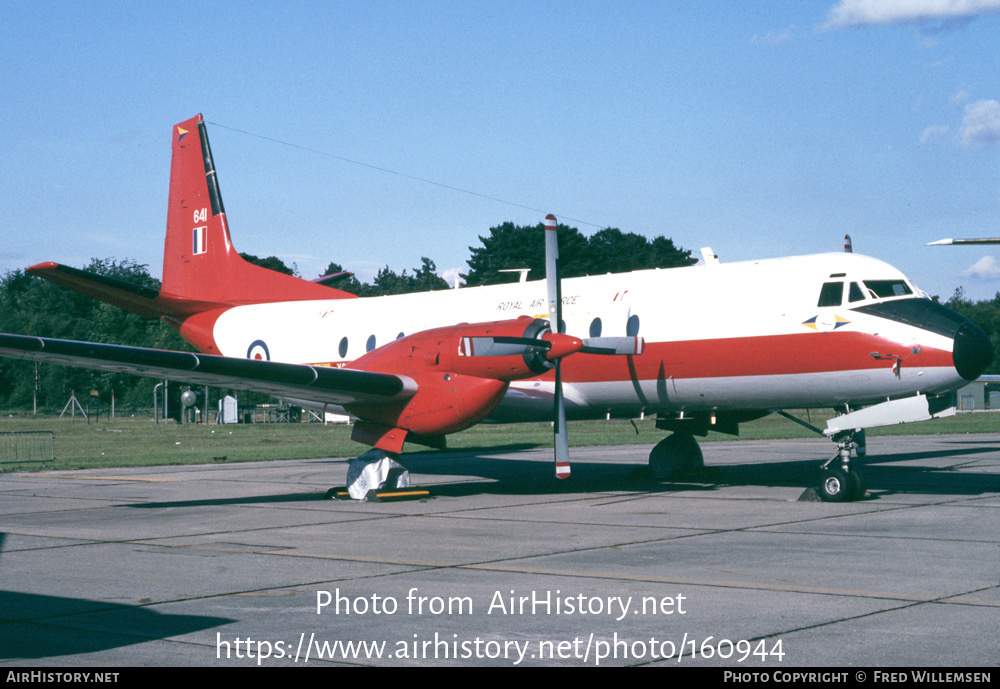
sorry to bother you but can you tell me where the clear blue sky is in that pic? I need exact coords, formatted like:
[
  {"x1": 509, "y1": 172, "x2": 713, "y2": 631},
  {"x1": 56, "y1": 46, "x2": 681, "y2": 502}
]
[{"x1": 3, "y1": 1, "x2": 999, "y2": 299}]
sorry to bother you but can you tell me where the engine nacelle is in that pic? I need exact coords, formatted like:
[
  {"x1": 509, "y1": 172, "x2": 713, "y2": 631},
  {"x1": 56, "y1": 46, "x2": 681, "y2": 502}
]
[{"x1": 345, "y1": 316, "x2": 561, "y2": 437}]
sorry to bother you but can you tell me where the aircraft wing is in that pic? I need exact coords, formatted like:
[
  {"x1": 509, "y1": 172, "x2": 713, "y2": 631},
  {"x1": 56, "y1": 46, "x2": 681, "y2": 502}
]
[{"x1": 0, "y1": 333, "x2": 416, "y2": 406}]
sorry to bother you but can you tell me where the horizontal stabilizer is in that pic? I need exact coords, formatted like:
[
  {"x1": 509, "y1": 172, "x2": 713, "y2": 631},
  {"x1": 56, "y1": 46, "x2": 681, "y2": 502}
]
[
  {"x1": 312, "y1": 271, "x2": 354, "y2": 286},
  {"x1": 27, "y1": 262, "x2": 228, "y2": 319},
  {"x1": 0, "y1": 333, "x2": 416, "y2": 406}
]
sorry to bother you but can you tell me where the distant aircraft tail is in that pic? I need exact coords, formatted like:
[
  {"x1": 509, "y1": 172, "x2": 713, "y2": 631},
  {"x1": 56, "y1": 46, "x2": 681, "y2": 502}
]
[{"x1": 162, "y1": 114, "x2": 353, "y2": 305}]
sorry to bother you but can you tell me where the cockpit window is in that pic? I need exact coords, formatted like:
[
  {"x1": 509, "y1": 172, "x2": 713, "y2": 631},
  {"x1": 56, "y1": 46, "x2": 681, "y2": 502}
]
[
  {"x1": 849, "y1": 282, "x2": 865, "y2": 302},
  {"x1": 818, "y1": 282, "x2": 843, "y2": 307},
  {"x1": 863, "y1": 280, "x2": 912, "y2": 299}
]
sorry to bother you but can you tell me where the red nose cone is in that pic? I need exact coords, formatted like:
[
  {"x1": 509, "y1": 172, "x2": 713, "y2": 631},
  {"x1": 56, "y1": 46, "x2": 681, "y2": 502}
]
[{"x1": 543, "y1": 333, "x2": 583, "y2": 360}]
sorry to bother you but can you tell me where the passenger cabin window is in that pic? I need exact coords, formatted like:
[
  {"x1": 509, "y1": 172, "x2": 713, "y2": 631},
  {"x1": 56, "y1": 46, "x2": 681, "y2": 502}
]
[
  {"x1": 849, "y1": 282, "x2": 865, "y2": 303},
  {"x1": 863, "y1": 280, "x2": 912, "y2": 299},
  {"x1": 817, "y1": 282, "x2": 843, "y2": 307},
  {"x1": 626, "y1": 314, "x2": 640, "y2": 336}
]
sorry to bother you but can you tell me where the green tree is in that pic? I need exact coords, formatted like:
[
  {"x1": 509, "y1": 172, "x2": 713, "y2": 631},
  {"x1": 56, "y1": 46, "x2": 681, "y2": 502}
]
[
  {"x1": 946, "y1": 288, "x2": 1000, "y2": 375},
  {"x1": 239, "y1": 253, "x2": 295, "y2": 276},
  {"x1": 462, "y1": 221, "x2": 590, "y2": 286},
  {"x1": 0, "y1": 259, "x2": 191, "y2": 410},
  {"x1": 588, "y1": 229, "x2": 654, "y2": 274},
  {"x1": 649, "y1": 236, "x2": 697, "y2": 269},
  {"x1": 462, "y1": 221, "x2": 695, "y2": 286},
  {"x1": 411, "y1": 257, "x2": 450, "y2": 293},
  {"x1": 365, "y1": 266, "x2": 412, "y2": 297},
  {"x1": 321, "y1": 258, "x2": 449, "y2": 297}
]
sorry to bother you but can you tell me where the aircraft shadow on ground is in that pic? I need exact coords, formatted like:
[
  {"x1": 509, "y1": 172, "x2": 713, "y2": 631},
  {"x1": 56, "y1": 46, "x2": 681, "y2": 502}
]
[
  {"x1": 123, "y1": 443, "x2": 1000, "y2": 508},
  {"x1": 857, "y1": 445, "x2": 1000, "y2": 496},
  {"x1": 404, "y1": 444, "x2": 1000, "y2": 499},
  {"x1": 129, "y1": 492, "x2": 327, "y2": 509},
  {"x1": 0, "y1": 534, "x2": 233, "y2": 660}
]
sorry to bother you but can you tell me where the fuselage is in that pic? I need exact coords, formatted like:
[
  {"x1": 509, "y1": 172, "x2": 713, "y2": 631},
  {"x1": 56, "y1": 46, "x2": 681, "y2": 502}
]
[{"x1": 192, "y1": 251, "x2": 991, "y2": 422}]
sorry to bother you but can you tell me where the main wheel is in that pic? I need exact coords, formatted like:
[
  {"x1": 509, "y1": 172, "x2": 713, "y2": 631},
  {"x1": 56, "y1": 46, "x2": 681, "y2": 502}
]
[
  {"x1": 818, "y1": 467, "x2": 851, "y2": 502},
  {"x1": 649, "y1": 433, "x2": 704, "y2": 480}
]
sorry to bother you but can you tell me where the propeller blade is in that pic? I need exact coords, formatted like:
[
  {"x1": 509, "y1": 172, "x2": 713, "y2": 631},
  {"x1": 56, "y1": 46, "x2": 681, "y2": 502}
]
[
  {"x1": 459, "y1": 336, "x2": 550, "y2": 357},
  {"x1": 545, "y1": 215, "x2": 571, "y2": 479},
  {"x1": 580, "y1": 336, "x2": 645, "y2": 355},
  {"x1": 462, "y1": 335, "x2": 642, "y2": 358},
  {"x1": 545, "y1": 214, "x2": 562, "y2": 333},
  {"x1": 554, "y1": 359, "x2": 570, "y2": 479}
]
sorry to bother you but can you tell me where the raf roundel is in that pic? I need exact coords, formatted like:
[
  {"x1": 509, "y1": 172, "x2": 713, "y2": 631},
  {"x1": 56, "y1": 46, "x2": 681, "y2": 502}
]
[{"x1": 247, "y1": 340, "x2": 270, "y2": 361}]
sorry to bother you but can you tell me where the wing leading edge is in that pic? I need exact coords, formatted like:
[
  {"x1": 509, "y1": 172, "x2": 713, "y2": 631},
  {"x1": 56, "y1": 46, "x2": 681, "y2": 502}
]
[{"x1": 0, "y1": 333, "x2": 416, "y2": 406}]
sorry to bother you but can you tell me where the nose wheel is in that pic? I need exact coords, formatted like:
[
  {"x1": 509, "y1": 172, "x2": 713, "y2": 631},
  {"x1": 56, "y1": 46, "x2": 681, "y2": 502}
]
[
  {"x1": 818, "y1": 432, "x2": 867, "y2": 502},
  {"x1": 818, "y1": 465, "x2": 866, "y2": 502}
]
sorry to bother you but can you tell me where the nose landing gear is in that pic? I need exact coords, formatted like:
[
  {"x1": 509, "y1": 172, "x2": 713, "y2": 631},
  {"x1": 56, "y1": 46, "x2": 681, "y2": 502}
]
[
  {"x1": 817, "y1": 431, "x2": 866, "y2": 502},
  {"x1": 774, "y1": 409, "x2": 871, "y2": 502}
]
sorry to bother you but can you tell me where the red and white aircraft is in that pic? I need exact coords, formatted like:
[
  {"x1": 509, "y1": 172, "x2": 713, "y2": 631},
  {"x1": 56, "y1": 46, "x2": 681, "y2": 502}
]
[{"x1": 0, "y1": 114, "x2": 993, "y2": 501}]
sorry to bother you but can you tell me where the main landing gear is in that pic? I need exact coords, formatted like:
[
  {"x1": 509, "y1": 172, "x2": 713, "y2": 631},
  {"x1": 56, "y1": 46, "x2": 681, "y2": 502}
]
[
  {"x1": 647, "y1": 432, "x2": 705, "y2": 480},
  {"x1": 817, "y1": 430, "x2": 867, "y2": 502},
  {"x1": 645, "y1": 421, "x2": 868, "y2": 502}
]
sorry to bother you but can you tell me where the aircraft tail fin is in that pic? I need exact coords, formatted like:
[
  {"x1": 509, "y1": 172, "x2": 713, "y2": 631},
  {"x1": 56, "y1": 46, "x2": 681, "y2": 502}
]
[{"x1": 162, "y1": 115, "x2": 354, "y2": 305}]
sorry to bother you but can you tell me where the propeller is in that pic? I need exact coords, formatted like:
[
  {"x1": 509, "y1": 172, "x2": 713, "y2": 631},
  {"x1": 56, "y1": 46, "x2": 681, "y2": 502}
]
[
  {"x1": 544, "y1": 215, "x2": 649, "y2": 478},
  {"x1": 460, "y1": 214, "x2": 643, "y2": 479},
  {"x1": 460, "y1": 333, "x2": 642, "y2": 358}
]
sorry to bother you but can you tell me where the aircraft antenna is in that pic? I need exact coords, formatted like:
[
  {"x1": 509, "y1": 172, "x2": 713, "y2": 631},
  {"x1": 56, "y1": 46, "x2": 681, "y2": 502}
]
[{"x1": 205, "y1": 121, "x2": 607, "y2": 230}]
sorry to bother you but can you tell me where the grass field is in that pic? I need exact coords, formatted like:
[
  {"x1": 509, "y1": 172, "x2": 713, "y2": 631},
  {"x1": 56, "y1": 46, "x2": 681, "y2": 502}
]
[{"x1": 0, "y1": 408, "x2": 997, "y2": 472}]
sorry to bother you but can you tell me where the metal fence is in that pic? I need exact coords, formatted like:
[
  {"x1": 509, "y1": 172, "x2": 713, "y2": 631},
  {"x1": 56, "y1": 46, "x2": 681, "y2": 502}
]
[{"x1": 0, "y1": 430, "x2": 55, "y2": 470}]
